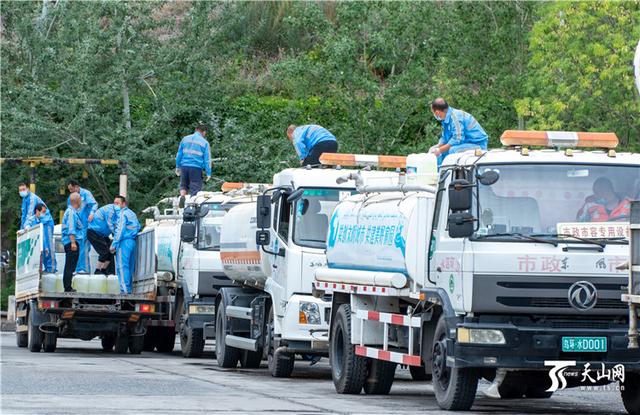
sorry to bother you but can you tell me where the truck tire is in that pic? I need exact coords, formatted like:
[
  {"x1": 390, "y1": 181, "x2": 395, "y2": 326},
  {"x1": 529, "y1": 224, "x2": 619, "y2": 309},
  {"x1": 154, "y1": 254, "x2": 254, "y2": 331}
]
[
  {"x1": 410, "y1": 365, "x2": 433, "y2": 381},
  {"x1": 431, "y1": 316, "x2": 478, "y2": 410},
  {"x1": 155, "y1": 327, "x2": 176, "y2": 353},
  {"x1": 129, "y1": 334, "x2": 144, "y2": 354},
  {"x1": 101, "y1": 335, "x2": 115, "y2": 351},
  {"x1": 267, "y1": 311, "x2": 294, "y2": 377},
  {"x1": 16, "y1": 331, "x2": 28, "y2": 348},
  {"x1": 27, "y1": 310, "x2": 42, "y2": 353},
  {"x1": 181, "y1": 325, "x2": 205, "y2": 358},
  {"x1": 114, "y1": 334, "x2": 129, "y2": 354},
  {"x1": 143, "y1": 327, "x2": 156, "y2": 351},
  {"x1": 363, "y1": 359, "x2": 396, "y2": 395},
  {"x1": 43, "y1": 332, "x2": 57, "y2": 353},
  {"x1": 621, "y1": 372, "x2": 640, "y2": 415},
  {"x1": 216, "y1": 299, "x2": 240, "y2": 368},
  {"x1": 240, "y1": 350, "x2": 263, "y2": 369},
  {"x1": 330, "y1": 304, "x2": 367, "y2": 394}
]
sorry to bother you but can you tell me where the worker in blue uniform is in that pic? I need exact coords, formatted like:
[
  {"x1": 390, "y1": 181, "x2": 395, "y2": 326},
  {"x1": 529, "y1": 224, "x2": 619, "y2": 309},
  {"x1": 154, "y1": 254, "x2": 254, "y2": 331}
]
[
  {"x1": 429, "y1": 98, "x2": 488, "y2": 166},
  {"x1": 19, "y1": 183, "x2": 50, "y2": 230},
  {"x1": 175, "y1": 124, "x2": 212, "y2": 200},
  {"x1": 61, "y1": 193, "x2": 84, "y2": 292},
  {"x1": 67, "y1": 179, "x2": 98, "y2": 273},
  {"x1": 24, "y1": 203, "x2": 57, "y2": 273},
  {"x1": 286, "y1": 124, "x2": 338, "y2": 166},
  {"x1": 110, "y1": 195, "x2": 140, "y2": 294},
  {"x1": 87, "y1": 202, "x2": 118, "y2": 275}
]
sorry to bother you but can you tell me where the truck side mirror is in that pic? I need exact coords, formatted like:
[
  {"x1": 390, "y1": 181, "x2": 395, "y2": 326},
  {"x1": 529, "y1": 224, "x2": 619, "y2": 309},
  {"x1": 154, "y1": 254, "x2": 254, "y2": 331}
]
[
  {"x1": 256, "y1": 230, "x2": 270, "y2": 246},
  {"x1": 256, "y1": 195, "x2": 271, "y2": 229},
  {"x1": 183, "y1": 205, "x2": 197, "y2": 222},
  {"x1": 448, "y1": 179, "x2": 473, "y2": 211},
  {"x1": 180, "y1": 222, "x2": 196, "y2": 243},
  {"x1": 447, "y1": 212, "x2": 475, "y2": 238}
]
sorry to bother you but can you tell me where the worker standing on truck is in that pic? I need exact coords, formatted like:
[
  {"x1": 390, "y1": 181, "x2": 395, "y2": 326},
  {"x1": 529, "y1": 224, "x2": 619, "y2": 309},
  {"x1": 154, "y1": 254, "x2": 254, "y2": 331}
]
[
  {"x1": 18, "y1": 183, "x2": 51, "y2": 230},
  {"x1": 175, "y1": 124, "x2": 212, "y2": 203},
  {"x1": 61, "y1": 193, "x2": 85, "y2": 292},
  {"x1": 110, "y1": 196, "x2": 140, "y2": 294},
  {"x1": 87, "y1": 202, "x2": 118, "y2": 275},
  {"x1": 286, "y1": 124, "x2": 338, "y2": 166},
  {"x1": 24, "y1": 203, "x2": 57, "y2": 273},
  {"x1": 66, "y1": 180, "x2": 98, "y2": 274},
  {"x1": 429, "y1": 98, "x2": 488, "y2": 166}
]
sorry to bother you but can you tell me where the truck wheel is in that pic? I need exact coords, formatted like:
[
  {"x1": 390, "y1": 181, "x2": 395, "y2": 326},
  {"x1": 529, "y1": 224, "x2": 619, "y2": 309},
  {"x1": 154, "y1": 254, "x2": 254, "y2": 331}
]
[
  {"x1": 240, "y1": 350, "x2": 263, "y2": 369},
  {"x1": 27, "y1": 310, "x2": 42, "y2": 353},
  {"x1": 216, "y1": 299, "x2": 240, "y2": 368},
  {"x1": 621, "y1": 372, "x2": 640, "y2": 415},
  {"x1": 16, "y1": 331, "x2": 28, "y2": 348},
  {"x1": 43, "y1": 332, "x2": 57, "y2": 353},
  {"x1": 114, "y1": 334, "x2": 129, "y2": 354},
  {"x1": 431, "y1": 316, "x2": 478, "y2": 410},
  {"x1": 363, "y1": 359, "x2": 396, "y2": 395},
  {"x1": 330, "y1": 304, "x2": 367, "y2": 394},
  {"x1": 409, "y1": 365, "x2": 433, "y2": 381},
  {"x1": 267, "y1": 311, "x2": 294, "y2": 377},
  {"x1": 143, "y1": 328, "x2": 156, "y2": 352},
  {"x1": 129, "y1": 335, "x2": 144, "y2": 354},
  {"x1": 155, "y1": 327, "x2": 176, "y2": 353},
  {"x1": 181, "y1": 324, "x2": 205, "y2": 358},
  {"x1": 101, "y1": 335, "x2": 115, "y2": 351}
]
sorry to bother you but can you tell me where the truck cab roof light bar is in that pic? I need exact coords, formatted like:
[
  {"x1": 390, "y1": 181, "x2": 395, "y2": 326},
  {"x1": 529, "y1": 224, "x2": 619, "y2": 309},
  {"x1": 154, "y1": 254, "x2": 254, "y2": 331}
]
[
  {"x1": 500, "y1": 130, "x2": 618, "y2": 149},
  {"x1": 320, "y1": 153, "x2": 407, "y2": 169}
]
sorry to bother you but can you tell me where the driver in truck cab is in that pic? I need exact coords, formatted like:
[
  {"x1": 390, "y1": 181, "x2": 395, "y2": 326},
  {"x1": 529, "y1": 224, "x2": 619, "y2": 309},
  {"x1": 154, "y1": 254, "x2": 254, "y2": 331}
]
[{"x1": 576, "y1": 177, "x2": 631, "y2": 222}]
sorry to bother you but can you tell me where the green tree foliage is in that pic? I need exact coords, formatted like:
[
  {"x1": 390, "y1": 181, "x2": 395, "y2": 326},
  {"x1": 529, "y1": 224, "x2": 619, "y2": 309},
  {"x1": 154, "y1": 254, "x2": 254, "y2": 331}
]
[{"x1": 515, "y1": 1, "x2": 640, "y2": 148}]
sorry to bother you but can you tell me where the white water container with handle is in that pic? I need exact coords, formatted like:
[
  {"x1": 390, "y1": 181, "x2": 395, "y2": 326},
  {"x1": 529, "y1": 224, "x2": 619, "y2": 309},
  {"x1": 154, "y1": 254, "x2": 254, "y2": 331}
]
[
  {"x1": 406, "y1": 153, "x2": 438, "y2": 186},
  {"x1": 106, "y1": 275, "x2": 121, "y2": 294}
]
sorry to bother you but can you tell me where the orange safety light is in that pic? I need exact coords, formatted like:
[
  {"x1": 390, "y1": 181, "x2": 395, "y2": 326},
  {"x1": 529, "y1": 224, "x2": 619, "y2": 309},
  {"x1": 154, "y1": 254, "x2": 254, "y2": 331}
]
[
  {"x1": 500, "y1": 130, "x2": 618, "y2": 149},
  {"x1": 221, "y1": 182, "x2": 245, "y2": 192},
  {"x1": 319, "y1": 153, "x2": 407, "y2": 169}
]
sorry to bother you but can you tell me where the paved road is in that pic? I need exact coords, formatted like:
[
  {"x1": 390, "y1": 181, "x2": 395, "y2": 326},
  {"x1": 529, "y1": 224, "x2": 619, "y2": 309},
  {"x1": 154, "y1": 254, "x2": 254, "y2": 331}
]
[{"x1": 0, "y1": 332, "x2": 627, "y2": 414}]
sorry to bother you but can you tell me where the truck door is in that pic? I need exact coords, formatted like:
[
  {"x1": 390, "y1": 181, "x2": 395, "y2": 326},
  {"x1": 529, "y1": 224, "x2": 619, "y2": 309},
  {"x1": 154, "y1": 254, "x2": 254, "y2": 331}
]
[
  {"x1": 267, "y1": 194, "x2": 290, "y2": 318},
  {"x1": 430, "y1": 169, "x2": 469, "y2": 313}
]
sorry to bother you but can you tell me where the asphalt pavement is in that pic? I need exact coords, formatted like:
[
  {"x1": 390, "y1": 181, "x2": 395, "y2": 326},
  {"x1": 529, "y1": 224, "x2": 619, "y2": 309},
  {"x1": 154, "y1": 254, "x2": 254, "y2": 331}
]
[{"x1": 0, "y1": 332, "x2": 628, "y2": 414}]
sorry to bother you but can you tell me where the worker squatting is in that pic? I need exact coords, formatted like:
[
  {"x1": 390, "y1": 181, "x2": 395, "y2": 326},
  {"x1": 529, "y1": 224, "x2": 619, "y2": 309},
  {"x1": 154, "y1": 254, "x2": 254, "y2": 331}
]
[{"x1": 18, "y1": 181, "x2": 140, "y2": 294}]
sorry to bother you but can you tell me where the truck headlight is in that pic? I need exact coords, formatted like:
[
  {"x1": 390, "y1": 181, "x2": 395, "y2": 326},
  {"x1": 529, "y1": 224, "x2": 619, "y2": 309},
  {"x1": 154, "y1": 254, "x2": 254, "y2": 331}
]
[
  {"x1": 299, "y1": 302, "x2": 321, "y2": 325},
  {"x1": 189, "y1": 304, "x2": 216, "y2": 315},
  {"x1": 457, "y1": 328, "x2": 506, "y2": 345}
]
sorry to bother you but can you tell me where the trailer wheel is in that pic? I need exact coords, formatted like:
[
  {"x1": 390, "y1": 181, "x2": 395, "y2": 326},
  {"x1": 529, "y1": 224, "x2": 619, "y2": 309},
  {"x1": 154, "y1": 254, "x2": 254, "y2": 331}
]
[
  {"x1": 27, "y1": 310, "x2": 42, "y2": 353},
  {"x1": 129, "y1": 334, "x2": 144, "y2": 354},
  {"x1": 43, "y1": 332, "x2": 57, "y2": 353},
  {"x1": 143, "y1": 327, "x2": 156, "y2": 352},
  {"x1": 621, "y1": 372, "x2": 640, "y2": 415},
  {"x1": 363, "y1": 359, "x2": 396, "y2": 395},
  {"x1": 101, "y1": 335, "x2": 115, "y2": 351},
  {"x1": 180, "y1": 322, "x2": 205, "y2": 358},
  {"x1": 267, "y1": 310, "x2": 294, "y2": 377},
  {"x1": 215, "y1": 298, "x2": 240, "y2": 368},
  {"x1": 330, "y1": 304, "x2": 367, "y2": 394},
  {"x1": 155, "y1": 327, "x2": 176, "y2": 353},
  {"x1": 240, "y1": 350, "x2": 263, "y2": 369},
  {"x1": 409, "y1": 365, "x2": 432, "y2": 381},
  {"x1": 431, "y1": 316, "x2": 478, "y2": 410},
  {"x1": 16, "y1": 331, "x2": 28, "y2": 348},
  {"x1": 114, "y1": 334, "x2": 129, "y2": 354}
]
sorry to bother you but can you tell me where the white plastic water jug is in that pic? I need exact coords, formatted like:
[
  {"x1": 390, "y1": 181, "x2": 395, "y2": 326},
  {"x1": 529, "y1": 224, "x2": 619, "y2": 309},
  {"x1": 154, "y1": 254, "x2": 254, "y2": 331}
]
[
  {"x1": 406, "y1": 153, "x2": 438, "y2": 186},
  {"x1": 106, "y1": 275, "x2": 121, "y2": 294},
  {"x1": 88, "y1": 275, "x2": 106, "y2": 294},
  {"x1": 42, "y1": 274, "x2": 57, "y2": 292},
  {"x1": 73, "y1": 274, "x2": 90, "y2": 293},
  {"x1": 54, "y1": 274, "x2": 64, "y2": 293}
]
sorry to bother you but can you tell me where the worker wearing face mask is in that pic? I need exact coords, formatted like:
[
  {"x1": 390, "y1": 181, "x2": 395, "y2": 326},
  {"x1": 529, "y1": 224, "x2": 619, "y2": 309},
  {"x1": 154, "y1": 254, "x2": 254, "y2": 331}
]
[
  {"x1": 429, "y1": 98, "x2": 488, "y2": 166},
  {"x1": 66, "y1": 179, "x2": 98, "y2": 273},
  {"x1": 18, "y1": 182, "x2": 50, "y2": 230},
  {"x1": 110, "y1": 195, "x2": 140, "y2": 294},
  {"x1": 24, "y1": 203, "x2": 57, "y2": 274},
  {"x1": 62, "y1": 192, "x2": 84, "y2": 292}
]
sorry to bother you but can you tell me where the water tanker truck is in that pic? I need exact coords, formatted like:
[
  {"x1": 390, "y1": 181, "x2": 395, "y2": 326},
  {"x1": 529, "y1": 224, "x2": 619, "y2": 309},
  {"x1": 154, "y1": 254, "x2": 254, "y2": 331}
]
[
  {"x1": 315, "y1": 131, "x2": 640, "y2": 413},
  {"x1": 214, "y1": 163, "x2": 399, "y2": 376}
]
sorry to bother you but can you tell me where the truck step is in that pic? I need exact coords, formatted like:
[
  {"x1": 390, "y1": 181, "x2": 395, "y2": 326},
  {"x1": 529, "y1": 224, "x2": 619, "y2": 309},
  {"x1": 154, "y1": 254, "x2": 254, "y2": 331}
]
[
  {"x1": 355, "y1": 310, "x2": 421, "y2": 328},
  {"x1": 225, "y1": 334, "x2": 258, "y2": 351},
  {"x1": 355, "y1": 345, "x2": 421, "y2": 366},
  {"x1": 226, "y1": 305, "x2": 252, "y2": 320}
]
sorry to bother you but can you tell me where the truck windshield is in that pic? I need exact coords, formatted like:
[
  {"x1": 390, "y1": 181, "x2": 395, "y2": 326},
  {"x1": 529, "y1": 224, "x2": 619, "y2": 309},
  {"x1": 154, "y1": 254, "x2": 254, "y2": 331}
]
[
  {"x1": 474, "y1": 163, "x2": 639, "y2": 241},
  {"x1": 293, "y1": 188, "x2": 354, "y2": 249},
  {"x1": 197, "y1": 203, "x2": 235, "y2": 251}
]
